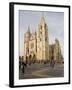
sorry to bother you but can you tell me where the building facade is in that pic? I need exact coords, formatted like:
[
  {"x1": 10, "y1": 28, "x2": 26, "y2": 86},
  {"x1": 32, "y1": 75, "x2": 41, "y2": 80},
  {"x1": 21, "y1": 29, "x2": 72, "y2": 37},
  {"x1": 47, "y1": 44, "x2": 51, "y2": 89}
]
[{"x1": 24, "y1": 16, "x2": 63, "y2": 63}]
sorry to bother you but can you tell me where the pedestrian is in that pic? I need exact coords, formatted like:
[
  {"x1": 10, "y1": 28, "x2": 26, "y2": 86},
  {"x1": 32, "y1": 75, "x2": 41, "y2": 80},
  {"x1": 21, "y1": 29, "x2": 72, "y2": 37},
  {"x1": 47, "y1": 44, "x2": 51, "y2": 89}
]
[
  {"x1": 50, "y1": 59, "x2": 55, "y2": 68},
  {"x1": 22, "y1": 61, "x2": 27, "y2": 73},
  {"x1": 19, "y1": 61, "x2": 21, "y2": 70},
  {"x1": 22, "y1": 62, "x2": 25, "y2": 73},
  {"x1": 22, "y1": 65, "x2": 24, "y2": 73}
]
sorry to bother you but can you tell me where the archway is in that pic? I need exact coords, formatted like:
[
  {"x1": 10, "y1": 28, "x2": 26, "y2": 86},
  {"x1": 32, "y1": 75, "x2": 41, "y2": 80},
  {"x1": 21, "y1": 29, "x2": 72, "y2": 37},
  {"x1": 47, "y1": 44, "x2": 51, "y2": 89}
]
[
  {"x1": 28, "y1": 55, "x2": 32, "y2": 64},
  {"x1": 32, "y1": 54, "x2": 36, "y2": 63},
  {"x1": 29, "y1": 55, "x2": 32, "y2": 60},
  {"x1": 26, "y1": 56, "x2": 28, "y2": 64},
  {"x1": 29, "y1": 55, "x2": 32, "y2": 62},
  {"x1": 33, "y1": 54, "x2": 36, "y2": 60}
]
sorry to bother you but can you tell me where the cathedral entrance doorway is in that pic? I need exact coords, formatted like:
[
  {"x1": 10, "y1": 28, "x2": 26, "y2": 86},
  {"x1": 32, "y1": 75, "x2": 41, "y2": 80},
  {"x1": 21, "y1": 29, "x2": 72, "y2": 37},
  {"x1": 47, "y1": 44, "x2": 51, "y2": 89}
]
[
  {"x1": 32, "y1": 54, "x2": 36, "y2": 63},
  {"x1": 29, "y1": 55, "x2": 32, "y2": 63},
  {"x1": 26, "y1": 56, "x2": 28, "y2": 63}
]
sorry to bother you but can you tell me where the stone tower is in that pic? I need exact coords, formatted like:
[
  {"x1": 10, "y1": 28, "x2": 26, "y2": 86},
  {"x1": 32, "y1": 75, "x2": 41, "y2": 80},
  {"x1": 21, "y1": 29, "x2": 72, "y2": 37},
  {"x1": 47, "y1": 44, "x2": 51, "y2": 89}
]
[
  {"x1": 24, "y1": 26, "x2": 30, "y2": 61},
  {"x1": 37, "y1": 16, "x2": 49, "y2": 61},
  {"x1": 55, "y1": 39, "x2": 63, "y2": 62}
]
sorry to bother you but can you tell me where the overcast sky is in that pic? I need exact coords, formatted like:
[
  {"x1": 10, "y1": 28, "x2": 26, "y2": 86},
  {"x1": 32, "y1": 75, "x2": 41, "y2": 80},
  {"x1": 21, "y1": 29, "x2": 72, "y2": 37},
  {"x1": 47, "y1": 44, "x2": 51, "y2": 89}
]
[{"x1": 19, "y1": 10, "x2": 64, "y2": 56}]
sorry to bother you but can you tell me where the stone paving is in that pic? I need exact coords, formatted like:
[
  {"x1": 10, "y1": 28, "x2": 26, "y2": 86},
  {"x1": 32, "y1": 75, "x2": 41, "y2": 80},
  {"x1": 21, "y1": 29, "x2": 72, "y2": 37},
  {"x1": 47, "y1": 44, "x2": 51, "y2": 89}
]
[{"x1": 19, "y1": 63, "x2": 64, "y2": 79}]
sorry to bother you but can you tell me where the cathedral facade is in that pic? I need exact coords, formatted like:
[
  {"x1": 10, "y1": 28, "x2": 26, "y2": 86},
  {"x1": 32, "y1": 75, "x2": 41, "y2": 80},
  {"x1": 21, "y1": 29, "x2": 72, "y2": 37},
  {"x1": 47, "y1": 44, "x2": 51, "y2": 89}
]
[{"x1": 24, "y1": 16, "x2": 63, "y2": 63}]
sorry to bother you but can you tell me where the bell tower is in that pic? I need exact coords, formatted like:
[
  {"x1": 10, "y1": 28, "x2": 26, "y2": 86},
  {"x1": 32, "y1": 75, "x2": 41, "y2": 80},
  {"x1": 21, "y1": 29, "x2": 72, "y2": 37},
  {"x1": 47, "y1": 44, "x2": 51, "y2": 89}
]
[
  {"x1": 37, "y1": 15, "x2": 49, "y2": 61},
  {"x1": 24, "y1": 26, "x2": 30, "y2": 61}
]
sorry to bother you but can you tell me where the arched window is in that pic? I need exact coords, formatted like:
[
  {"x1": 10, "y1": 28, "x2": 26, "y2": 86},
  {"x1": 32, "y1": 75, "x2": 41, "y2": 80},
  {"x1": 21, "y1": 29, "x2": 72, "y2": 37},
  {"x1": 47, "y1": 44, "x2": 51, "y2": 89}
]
[
  {"x1": 40, "y1": 25, "x2": 42, "y2": 30},
  {"x1": 26, "y1": 56, "x2": 28, "y2": 60},
  {"x1": 44, "y1": 23, "x2": 47, "y2": 29}
]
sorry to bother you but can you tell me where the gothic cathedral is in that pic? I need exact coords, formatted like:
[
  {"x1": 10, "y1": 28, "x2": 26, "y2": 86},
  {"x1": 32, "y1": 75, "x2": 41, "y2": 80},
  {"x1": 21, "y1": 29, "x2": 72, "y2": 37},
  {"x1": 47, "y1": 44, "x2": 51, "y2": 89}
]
[{"x1": 24, "y1": 16, "x2": 63, "y2": 63}]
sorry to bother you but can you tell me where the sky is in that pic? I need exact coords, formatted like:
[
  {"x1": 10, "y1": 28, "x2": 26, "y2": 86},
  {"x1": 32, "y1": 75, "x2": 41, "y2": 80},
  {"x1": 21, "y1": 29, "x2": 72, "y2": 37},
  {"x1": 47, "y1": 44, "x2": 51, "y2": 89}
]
[{"x1": 19, "y1": 10, "x2": 64, "y2": 56}]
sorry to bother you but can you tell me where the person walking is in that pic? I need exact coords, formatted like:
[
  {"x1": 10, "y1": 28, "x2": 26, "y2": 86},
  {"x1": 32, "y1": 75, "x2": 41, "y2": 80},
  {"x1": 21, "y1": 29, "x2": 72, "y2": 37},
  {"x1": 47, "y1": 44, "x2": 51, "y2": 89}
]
[
  {"x1": 22, "y1": 61, "x2": 27, "y2": 73},
  {"x1": 50, "y1": 58, "x2": 55, "y2": 68},
  {"x1": 22, "y1": 62, "x2": 24, "y2": 73}
]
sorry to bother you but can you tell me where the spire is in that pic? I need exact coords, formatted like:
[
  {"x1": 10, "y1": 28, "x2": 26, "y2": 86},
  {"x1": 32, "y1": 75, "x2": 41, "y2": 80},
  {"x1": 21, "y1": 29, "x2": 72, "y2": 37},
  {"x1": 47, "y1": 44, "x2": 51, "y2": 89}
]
[
  {"x1": 42, "y1": 11, "x2": 44, "y2": 18},
  {"x1": 40, "y1": 11, "x2": 45, "y2": 24},
  {"x1": 27, "y1": 26, "x2": 30, "y2": 33}
]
